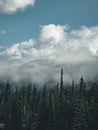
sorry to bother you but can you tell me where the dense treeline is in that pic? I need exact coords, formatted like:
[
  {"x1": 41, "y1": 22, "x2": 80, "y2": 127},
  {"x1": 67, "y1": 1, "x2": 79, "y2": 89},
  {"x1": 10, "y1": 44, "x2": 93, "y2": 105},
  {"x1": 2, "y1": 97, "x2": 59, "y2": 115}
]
[{"x1": 0, "y1": 69, "x2": 98, "y2": 130}]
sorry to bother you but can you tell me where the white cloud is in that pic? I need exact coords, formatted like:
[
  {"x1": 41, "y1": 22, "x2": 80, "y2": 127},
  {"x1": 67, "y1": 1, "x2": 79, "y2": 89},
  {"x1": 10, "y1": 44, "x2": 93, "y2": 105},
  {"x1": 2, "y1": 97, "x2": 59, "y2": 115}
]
[
  {"x1": 0, "y1": 0, "x2": 35, "y2": 14},
  {"x1": 0, "y1": 30, "x2": 7, "y2": 35},
  {"x1": 6, "y1": 39, "x2": 37, "y2": 60},
  {"x1": 39, "y1": 24, "x2": 98, "y2": 61},
  {"x1": 39, "y1": 24, "x2": 68, "y2": 44},
  {"x1": 0, "y1": 24, "x2": 98, "y2": 62},
  {"x1": 0, "y1": 24, "x2": 98, "y2": 83}
]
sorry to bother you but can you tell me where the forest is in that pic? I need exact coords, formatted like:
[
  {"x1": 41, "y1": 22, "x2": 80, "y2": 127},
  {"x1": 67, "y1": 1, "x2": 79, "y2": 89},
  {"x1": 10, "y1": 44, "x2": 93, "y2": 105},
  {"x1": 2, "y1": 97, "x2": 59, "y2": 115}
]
[{"x1": 0, "y1": 68, "x2": 98, "y2": 130}]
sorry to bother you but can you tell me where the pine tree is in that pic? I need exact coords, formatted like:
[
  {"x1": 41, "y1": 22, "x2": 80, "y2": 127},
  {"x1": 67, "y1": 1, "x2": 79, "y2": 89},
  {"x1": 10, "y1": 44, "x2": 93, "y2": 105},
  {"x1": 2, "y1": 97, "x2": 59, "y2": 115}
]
[
  {"x1": 88, "y1": 96, "x2": 96, "y2": 130},
  {"x1": 11, "y1": 88, "x2": 22, "y2": 130},
  {"x1": 46, "y1": 91, "x2": 54, "y2": 130},
  {"x1": 32, "y1": 85, "x2": 48, "y2": 130},
  {"x1": 4, "y1": 81, "x2": 12, "y2": 130},
  {"x1": 73, "y1": 79, "x2": 88, "y2": 130}
]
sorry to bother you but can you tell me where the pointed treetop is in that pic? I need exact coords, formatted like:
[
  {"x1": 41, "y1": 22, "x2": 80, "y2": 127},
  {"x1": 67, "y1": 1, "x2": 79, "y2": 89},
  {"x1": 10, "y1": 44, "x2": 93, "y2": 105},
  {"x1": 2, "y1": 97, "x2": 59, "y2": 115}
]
[
  {"x1": 80, "y1": 76, "x2": 84, "y2": 82},
  {"x1": 61, "y1": 68, "x2": 63, "y2": 73},
  {"x1": 72, "y1": 79, "x2": 74, "y2": 88},
  {"x1": 60, "y1": 68, "x2": 63, "y2": 86},
  {"x1": 6, "y1": 80, "x2": 10, "y2": 88}
]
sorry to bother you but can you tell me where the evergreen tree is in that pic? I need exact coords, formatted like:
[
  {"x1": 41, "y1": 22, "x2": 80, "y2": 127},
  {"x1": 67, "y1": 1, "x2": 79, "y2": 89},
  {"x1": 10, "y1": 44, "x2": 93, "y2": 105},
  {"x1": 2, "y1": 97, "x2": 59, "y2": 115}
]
[
  {"x1": 73, "y1": 78, "x2": 88, "y2": 130},
  {"x1": 11, "y1": 88, "x2": 22, "y2": 130},
  {"x1": 32, "y1": 85, "x2": 48, "y2": 130},
  {"x1": 46, "y1": 91, "x2": 54, "y2": 130},
  {"x1": 88, "y1": 96, "x2": 96, "y2": 130},
  {"x1": 4, "y1": 81, "x2": 12, "y2": 130}
]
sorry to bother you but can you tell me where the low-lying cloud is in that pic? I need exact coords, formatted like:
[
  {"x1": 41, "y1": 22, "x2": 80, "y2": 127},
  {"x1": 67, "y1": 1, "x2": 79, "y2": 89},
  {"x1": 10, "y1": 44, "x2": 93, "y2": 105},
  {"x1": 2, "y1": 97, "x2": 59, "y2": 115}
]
[
  {"x1": 0, "y1": 24, "x2": 98, "y2": 84},
  {"x1": 0, "y1": 0, "x2": 35, "y2": 14}
]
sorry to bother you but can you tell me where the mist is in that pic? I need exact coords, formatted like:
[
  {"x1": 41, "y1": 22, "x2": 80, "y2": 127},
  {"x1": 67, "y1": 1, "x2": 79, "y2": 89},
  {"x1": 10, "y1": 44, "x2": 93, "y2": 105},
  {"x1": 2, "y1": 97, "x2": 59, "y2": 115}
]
[{"x1": 0, "y1": 24, "x2": 98, "y2": 84}]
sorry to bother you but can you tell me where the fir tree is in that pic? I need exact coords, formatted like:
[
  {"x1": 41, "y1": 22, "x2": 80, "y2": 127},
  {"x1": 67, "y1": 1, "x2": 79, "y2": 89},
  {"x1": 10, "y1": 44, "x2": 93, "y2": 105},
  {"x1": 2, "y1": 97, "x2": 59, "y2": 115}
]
[{"x1": 73, "y1": 78, "x2": 88, "y2": 130}]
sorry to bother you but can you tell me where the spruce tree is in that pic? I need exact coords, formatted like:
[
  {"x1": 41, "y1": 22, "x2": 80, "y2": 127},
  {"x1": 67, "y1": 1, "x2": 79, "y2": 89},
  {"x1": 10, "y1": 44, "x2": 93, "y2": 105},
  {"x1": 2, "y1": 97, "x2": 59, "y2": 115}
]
[{"x1": 73, "y1": 78, "x2": 88, "y2": 130}]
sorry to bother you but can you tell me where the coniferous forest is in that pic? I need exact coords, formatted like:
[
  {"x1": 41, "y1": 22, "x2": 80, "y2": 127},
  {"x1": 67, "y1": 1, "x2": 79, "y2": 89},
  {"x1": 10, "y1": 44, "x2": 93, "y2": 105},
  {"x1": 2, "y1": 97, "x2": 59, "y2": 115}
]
[{"x1": 0, "y1": 69, "x2": 98, "y2": 130}]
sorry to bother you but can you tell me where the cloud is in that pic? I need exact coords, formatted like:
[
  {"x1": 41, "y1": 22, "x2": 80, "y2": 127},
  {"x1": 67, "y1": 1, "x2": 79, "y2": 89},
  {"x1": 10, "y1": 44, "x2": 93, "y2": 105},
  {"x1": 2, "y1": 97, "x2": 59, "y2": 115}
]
[
  {"x1": 0, "y1": 30, "x2": 7, "y2": 35},
  {"x1": 0, "y1": 24, "x2": 98, "y2": 83},
  {"x1": 39, "y1": 24, "x2": 68, "y2": 44},
  {"x1": 0, "y1": 0, "x2": 35, "y2": 14},
  {"x1": 6, "y1": 39, "x2": 37, "y2": 60}
]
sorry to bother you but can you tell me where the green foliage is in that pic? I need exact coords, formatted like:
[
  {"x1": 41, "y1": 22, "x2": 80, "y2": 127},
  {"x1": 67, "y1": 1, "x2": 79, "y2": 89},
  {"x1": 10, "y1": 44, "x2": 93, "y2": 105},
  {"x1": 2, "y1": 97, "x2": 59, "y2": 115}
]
[{"x1": 0, "y1": 74, "x2": 98, "y2": 130}]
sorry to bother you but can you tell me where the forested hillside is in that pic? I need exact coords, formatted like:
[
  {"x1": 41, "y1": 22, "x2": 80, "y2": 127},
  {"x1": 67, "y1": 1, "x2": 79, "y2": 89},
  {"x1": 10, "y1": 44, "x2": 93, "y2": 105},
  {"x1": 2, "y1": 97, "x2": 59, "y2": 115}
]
[{"x1": 0, "y1": 69, "x2": 98, "y2": 130}]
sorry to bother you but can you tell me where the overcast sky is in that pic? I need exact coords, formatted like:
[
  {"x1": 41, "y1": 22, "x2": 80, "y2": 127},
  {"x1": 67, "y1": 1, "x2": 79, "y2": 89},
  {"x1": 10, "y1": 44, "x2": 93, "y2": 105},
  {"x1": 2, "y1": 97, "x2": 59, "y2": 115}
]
[{"x1": 0, "y1": 0, "x2": 98, "y2": 83}]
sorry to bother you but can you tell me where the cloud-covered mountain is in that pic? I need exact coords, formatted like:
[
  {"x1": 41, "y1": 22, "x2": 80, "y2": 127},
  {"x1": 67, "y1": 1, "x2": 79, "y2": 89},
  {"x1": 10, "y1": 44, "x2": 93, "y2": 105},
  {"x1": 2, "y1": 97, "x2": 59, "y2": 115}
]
[{"x1": 0, "y1": 24, "x2": 98, "y2": 84}]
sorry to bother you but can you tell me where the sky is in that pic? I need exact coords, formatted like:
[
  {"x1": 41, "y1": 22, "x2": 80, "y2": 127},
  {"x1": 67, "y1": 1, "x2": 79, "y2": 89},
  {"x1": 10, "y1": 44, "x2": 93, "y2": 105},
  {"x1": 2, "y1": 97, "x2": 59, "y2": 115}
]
[
  {"x1": 0, "y1": 0, "x2": 98, "y2": 46},
  {"x1": 0, "y1": 0, "x2": 98, "y2": 83}
]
